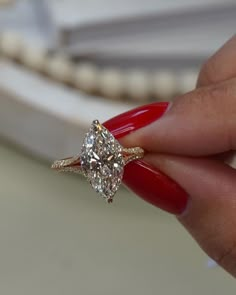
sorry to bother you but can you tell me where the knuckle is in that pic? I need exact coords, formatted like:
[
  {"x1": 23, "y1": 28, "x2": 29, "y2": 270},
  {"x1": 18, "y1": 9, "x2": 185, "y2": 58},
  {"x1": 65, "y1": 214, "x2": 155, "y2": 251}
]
[
  {"x1": 208, "y1": 81, "x2": 231, "y2": 102},
  {"x1": 186, "y1": 82, "x2": 229, "y2": 111},
  {"x1": 197, "y1": 35, "x2": 236, "y2": 87},
  {"x1": 176, "y1": 80, "x2": 236, "y2": 150},
  {"x1": 208, "y1": 82, "x2": 236, "y2": 149},
  {"x1": 197, "y1": 59, "x2": 217, "y2": 87},
  {"x1": 201, "y1": 81, "x2": 235, "y2": 115}
]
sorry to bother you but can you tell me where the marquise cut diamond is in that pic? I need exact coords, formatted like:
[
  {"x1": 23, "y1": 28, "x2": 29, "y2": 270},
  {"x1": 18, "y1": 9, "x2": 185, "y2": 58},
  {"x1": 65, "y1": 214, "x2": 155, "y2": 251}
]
[{"x1": 80, "y1": 120, "x2": 124, "y2": 202}]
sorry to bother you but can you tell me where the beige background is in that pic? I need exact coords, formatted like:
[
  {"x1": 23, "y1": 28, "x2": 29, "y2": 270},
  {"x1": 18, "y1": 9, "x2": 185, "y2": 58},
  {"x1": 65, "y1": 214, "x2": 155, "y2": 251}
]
[{"x1": 0, "y1": 142, "x2": 235, "y2": 294}]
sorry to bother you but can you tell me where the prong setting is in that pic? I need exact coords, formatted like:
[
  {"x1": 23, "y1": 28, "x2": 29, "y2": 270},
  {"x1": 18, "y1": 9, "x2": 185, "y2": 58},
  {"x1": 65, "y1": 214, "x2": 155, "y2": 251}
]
[
  {"x1": 51, "y1": 120, "x2": 144, "y2": 202},
  {"x1": 80, "y1": 120, "x2": 124, "y2": 202}
]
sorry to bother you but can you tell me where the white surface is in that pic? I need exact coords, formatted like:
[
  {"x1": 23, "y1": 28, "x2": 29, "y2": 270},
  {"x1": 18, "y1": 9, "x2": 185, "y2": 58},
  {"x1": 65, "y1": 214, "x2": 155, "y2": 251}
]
[
  {"x1": 0, "y1": 143, "x2": 235, "y2": 295},
  {"x1": 48, "y1": 0, "x2": 233, "y2": 27},
  {"x1": 65, "y1": 7, "x2": 236, "y2": 59},
  {"x1": 0, "y1": 0, "x2": 52, "y2": 47},
  {"x1": 1, "y1": 0, "x2": 236, "y2": 63},
  {"x1": 52, "y1": 1, "x2": 236, "y2": 60},
  {"x1": 0, "y1": 59, "x2": 136, "y2": 159},
  {"x1": 0, "y1": 60, "x2": 133, "y2": 125}
]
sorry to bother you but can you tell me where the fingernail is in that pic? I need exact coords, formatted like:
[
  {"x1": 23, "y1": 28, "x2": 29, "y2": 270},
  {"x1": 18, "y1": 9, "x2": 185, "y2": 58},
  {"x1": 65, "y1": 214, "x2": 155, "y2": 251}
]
[
  {"x1": 123, "y1": 160, "x2": 188, "y2": 214},
  {"x1": 103, "y1": 102, "x2": 188, "y2": 214},
  {"x1": 103, "y1": 102, "x2": 169, "y2": 139}
]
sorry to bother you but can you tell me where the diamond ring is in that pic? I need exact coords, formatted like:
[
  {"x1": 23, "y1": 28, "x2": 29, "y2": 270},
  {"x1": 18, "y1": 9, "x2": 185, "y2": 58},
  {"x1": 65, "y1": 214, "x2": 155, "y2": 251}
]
[{"x1": 51, "y1": 120, "x2": 144, "y2": 203}]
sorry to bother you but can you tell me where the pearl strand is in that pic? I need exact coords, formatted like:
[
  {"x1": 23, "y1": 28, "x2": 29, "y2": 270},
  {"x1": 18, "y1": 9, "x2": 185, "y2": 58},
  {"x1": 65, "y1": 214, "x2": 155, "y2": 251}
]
[{"x1": 0, "y1": 31, "x2": 198, "y2": 102}]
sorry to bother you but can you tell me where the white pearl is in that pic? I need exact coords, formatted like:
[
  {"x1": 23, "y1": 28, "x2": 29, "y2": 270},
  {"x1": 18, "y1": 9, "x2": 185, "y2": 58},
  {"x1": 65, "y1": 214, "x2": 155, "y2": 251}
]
[
  {"x1": 73, "y1": 63, "x2": 98, "y2": 92},
  {"x1": 0, "y1": 31, "x2": 23, "y2": 59},
  {"x1": 178, "y1": 70, "x2": 198, "y2": 93},
  {"x1": 125, "y1": 70, "x2": 150, "y2": 101},
  {"x1": 46, "y1": 55, "x2": 74, "y2": 83},
  {"x1": 20, "y1": 45, "x2": 47, "y2": 72},
  {"x1": 151, "y1": 71, "x2": 177, "y2": 100},
  {"x1": 98, "y1": 68, "x2": 124, "y2": 99}
]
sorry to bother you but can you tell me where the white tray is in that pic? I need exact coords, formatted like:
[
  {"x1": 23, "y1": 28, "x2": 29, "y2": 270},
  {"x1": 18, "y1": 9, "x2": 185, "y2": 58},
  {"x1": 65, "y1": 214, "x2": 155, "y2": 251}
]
[{"x1": 0, "y1": 59, "x2": 136, "y2": 159}]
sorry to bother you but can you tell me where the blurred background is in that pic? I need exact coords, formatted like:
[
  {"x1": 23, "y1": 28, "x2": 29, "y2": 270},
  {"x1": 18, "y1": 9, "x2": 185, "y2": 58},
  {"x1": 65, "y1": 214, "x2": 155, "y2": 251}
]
[{"x1": 0, "y1": 0, "x2": 236, "y2": 294}]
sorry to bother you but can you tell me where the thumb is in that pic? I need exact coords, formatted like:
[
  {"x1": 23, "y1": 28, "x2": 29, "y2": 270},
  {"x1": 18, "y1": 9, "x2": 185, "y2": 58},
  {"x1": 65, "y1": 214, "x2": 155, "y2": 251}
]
[
  {"x1": 145, "y1": 153, "x2": 236, "y2": 277},
  {"x1": 123, "y1": 78, "x2": 236, "y2": 156}
]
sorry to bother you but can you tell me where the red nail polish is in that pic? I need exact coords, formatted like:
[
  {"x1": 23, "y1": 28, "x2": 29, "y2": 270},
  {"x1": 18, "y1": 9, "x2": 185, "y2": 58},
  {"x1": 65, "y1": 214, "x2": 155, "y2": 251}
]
[
  {"x1": 103, "y1": 102, "x2": 169, "y2": 139},
  {"x1": 104, "y1": 102, "x2": 188, "y2": 214},
  {"x1": 123, "y1": 161, "x2": 188, "y2": 214}
]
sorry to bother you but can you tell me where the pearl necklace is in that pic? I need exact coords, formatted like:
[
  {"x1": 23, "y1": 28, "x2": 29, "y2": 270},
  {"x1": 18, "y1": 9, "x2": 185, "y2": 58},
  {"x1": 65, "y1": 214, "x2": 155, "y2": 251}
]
[{"x1": 0, "y1": 31, "x2": 198, "y2": 102}]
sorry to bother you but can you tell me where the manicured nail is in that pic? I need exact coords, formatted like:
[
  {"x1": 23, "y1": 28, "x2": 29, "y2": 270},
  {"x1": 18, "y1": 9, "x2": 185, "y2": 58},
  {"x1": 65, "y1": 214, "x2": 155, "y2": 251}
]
[
  {"x1": 103, "y1": 102, "x2": 169, "y2": 139},
  {"x1": 123, "y1": 161, "x2": 188, "y2": 214},
  {"x1": 103, "y1": 102, "x2": 188, "y2": 214}
]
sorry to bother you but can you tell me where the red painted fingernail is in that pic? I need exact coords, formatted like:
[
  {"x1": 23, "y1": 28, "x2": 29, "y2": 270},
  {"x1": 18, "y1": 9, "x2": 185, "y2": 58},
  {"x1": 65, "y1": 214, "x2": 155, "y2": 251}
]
[
  {"x1": 103, "y1": 102, "x2": 169, "y2": 139},
  {"x1": 104, "y1": 102, "x2": 188, "y2": 214},
  {"x1": 123, "y1": 161, "x2": 188, "y2": 214}
]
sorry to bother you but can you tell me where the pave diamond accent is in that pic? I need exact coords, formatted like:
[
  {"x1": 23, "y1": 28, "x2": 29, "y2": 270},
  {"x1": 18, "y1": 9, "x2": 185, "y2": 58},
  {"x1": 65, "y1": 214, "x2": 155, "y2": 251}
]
[{"x1": 80, "y1": 120, "x2": 124, "y2": 202}]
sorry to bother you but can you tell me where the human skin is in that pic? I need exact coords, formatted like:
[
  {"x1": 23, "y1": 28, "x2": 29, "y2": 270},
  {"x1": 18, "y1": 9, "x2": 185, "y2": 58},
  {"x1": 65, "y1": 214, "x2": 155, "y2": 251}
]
[{"x1": 105, "y1": 35, "x2": 236, "y2": 277}]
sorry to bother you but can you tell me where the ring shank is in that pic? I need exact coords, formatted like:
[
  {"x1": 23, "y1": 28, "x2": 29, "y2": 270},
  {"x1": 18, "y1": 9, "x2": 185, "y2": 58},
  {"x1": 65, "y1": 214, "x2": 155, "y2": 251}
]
[
  {"x1": 51, "y1": 147, "x2": 144, "y2": 172},
  {"x1": 122, "y1": 147, "x2": 144, "y2": 165}
]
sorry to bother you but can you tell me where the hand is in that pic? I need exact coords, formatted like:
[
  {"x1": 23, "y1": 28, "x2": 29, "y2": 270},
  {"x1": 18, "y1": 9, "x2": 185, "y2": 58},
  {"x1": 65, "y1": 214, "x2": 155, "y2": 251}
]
[{"x1": 104, "y1": 35, "x2": 236, "y2": 277}]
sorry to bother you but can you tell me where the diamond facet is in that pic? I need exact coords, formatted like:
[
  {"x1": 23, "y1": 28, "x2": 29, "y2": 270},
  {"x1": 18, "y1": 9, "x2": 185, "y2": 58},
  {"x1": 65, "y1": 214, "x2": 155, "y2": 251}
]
[{"x1": 80, "y1": 120, "x2": 124, "y2": 202}]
